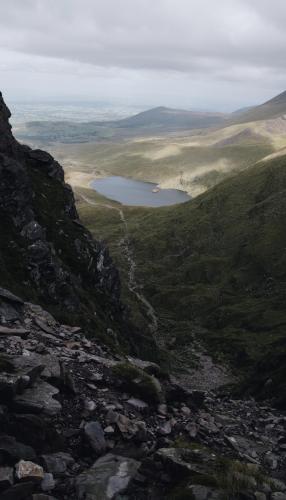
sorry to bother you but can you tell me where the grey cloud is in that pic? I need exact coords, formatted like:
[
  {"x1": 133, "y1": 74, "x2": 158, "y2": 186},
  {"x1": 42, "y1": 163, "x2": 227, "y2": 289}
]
[
  {"x1": 0, "y1": 0, "x2": 285, "y2": 72},
  {"x1": 0, "y1": 0, "x2": 286, "y2": 108}
]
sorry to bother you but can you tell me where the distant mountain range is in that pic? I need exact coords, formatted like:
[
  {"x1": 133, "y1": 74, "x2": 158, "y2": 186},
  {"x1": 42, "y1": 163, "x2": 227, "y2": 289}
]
[
  {"x1": 14, "y1": 90, "x2": 286, "y2": 147},
  {"x1": 15, "y1": 105, "x2": 227, "y2": 144}
]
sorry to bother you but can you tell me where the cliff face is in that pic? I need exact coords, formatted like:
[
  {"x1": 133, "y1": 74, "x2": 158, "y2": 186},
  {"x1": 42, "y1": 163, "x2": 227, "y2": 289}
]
[{"x1": 0, "y1": 92, "x2": 124, "y2": 341}]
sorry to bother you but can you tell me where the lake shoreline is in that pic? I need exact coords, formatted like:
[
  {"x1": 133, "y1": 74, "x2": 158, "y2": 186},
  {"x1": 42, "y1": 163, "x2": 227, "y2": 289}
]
[{"x1": 90, "y1": 175, "x2": 191, "y2": 207}]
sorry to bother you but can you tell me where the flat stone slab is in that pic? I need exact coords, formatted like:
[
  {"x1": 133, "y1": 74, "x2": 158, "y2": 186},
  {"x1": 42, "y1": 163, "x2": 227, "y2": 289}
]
[
  {"x1": 75, "y1": 453, "x2": 141, "y2": 499},
  {"x1": 41, "y1": 452, "x2": 75, "y2": 476},
  {"x1": 0, "y1": 326, "x2": 28, "y2": 337},
  {"x1": 0, "y1": 288, "x2": 23, "y2": 304},
  {"x1": 0, "y1": 355, "x2": 45, "y2": 398},
  {"x1": 156, "y1": 447, "x2": 218, "y2": 478},
  {"x1": 14, "y1": 380, "x2": 62, "y2": 416}
]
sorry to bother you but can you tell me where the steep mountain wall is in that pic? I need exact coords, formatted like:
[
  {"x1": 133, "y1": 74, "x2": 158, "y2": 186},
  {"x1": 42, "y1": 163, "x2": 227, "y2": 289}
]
[{"x1": 0, "y1": 92, "x2": 142, "y2": 350}]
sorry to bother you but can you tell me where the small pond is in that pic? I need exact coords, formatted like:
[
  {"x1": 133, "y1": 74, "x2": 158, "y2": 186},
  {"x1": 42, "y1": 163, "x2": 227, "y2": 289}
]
[{"x1": 91, "y1": 176, "x2": 191, "y2": 207}]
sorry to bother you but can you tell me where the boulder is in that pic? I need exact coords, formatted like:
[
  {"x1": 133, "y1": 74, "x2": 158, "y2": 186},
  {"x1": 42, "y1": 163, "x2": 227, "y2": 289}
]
[
  {"x1": 15, "y1": 460, "x2": 44, "y2": 482},
  {"x1": 0, "y1": 288, "x2": 24, "y2": 324},
  {"x1": 84, "y1": 422, "x2": 107, "y2": 454},
  {"x1": 158, "y1": 421, "x2": 172, "y2": 436},
  {"x1": 14, "y1": 380, "x2": 62, "y2": 416},
  {"x1": 167, "y1": 377, "x2": 206, "y2": 408},
  {"x1": 116, "y1": 413, "x2": 137, "y2": 436},
  {"x1": 112, "y1": 362, "x2": 164, "y2": 404},
  {"x1": 40, "y1": 356, "x2": 61, "y2": 381},
  {"x1": 127, "y1": 398, "x2": 149, "y2": 411},
  {"x1": 75, "y1": 453, "x2": 141, "y2": 500},
  {"x1": 0, "y1": 354, "x2": 45, "y2": 400},
  {"x1": 41, "y1": 473, "x2": 55, "y2": 492},
  {"x1": 41, "y1": 452, "x2": 75, "y2": 476},
  {"x1": 0, "y1": 467, "x2": 14, "y2": 491},
  {"x1": 156, "y1": 447, "x2": 217, "y2": 479},
  {"x1": 0, "y1": 327, "x2": 28, "y2": 338},
  {"x1": 0, "y1": 435, "x2": 36, "y2": 464},
  {"x1": 11, "y1": 414, "x2": 47, "y2": 450},
  {"x1": 0, "y1": 288, "x2": 23, "y2": 304}
]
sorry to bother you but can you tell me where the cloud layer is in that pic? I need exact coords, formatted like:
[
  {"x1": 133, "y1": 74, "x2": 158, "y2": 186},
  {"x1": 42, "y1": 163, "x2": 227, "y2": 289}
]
[{"x1": 1, "y1": 0, "x2": 286, "y2": 109}]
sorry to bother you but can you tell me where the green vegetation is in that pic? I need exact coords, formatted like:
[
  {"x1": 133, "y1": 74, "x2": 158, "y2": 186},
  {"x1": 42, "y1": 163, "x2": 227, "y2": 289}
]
[
  {"x1": 112, "y1": 362, "x2": 164, "y2": 404},
  {"x1": 78, "y1": 154, "x2": 286, "y2": 401},
  {"x1": 167, "y1": 443, "x2": 270, "y2": 499},
  {"x1": 55, "y1": 138, "x2": 273, "y2": 198}
]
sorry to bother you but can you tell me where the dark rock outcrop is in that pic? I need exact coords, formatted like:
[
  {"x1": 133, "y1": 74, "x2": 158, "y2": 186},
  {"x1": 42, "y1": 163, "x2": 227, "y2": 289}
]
[{"x1": 0, "y1": 92, "x2": 127, "y2": 343}]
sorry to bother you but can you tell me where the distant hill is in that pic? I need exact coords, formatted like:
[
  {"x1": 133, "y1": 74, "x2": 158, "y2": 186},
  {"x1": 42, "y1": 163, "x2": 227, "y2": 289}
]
[
  {"x1": 233, "y1": 90, "x2": 286, "y2": 123},
  {"x1": 15, "y1": 106, "x2": 227, "y2": 145},
  {"x1": 113, "y1": 106, "x2": 227, "y2": 130}
]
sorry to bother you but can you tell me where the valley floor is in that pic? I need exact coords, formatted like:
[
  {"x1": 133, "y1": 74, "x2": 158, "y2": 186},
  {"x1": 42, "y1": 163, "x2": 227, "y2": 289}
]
[{"x1": 76, "y1": 186, "x2": 235, "y2": 392}]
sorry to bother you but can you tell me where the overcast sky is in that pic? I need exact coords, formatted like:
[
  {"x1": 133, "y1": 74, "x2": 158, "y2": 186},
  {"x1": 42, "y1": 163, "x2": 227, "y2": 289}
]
[{"x1": 1, "y1": 0, "x2": 286, "y2": 111}]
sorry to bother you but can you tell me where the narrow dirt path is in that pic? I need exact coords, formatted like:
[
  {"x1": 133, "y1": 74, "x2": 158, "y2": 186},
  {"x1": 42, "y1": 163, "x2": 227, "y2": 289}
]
[
  {"x1": 79, "y1": 194, "x2": 158, "y2": 335},
  {"x1": 79, "y1": 193, "x2": 234, "y2": 390}
]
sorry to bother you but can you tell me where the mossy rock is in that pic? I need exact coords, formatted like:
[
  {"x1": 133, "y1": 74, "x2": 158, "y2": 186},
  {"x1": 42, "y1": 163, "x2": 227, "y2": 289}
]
[
  {"x1": 112, "y1": 362, "x2": 164, "y2": 404},
  {"x1": 160, "y1": 444, "x2": 269, "y2": 499}
]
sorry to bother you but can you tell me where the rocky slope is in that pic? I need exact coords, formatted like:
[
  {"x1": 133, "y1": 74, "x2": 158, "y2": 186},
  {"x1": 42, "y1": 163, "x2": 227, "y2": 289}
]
[
  {"x1": 0, "y1": 92, "x2": 158, "y2": 356},
  {"x1": 0, "y1": 92, "x2": 120, "y2": 324},
  {"x1": 2, "y1": 288, "x2": 286, "y2": 499}
]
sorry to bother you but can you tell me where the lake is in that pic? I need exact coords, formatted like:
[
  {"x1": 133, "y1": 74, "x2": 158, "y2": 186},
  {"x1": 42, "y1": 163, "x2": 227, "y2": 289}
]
[{"x1": 91, "y1": 176, "x2": 191, "y2": 207}]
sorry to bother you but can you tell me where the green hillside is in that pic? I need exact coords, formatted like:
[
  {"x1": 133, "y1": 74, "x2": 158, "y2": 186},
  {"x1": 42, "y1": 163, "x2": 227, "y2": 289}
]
[{"x1": 78, "y1": 154, "x2": 286, "y2": 404}]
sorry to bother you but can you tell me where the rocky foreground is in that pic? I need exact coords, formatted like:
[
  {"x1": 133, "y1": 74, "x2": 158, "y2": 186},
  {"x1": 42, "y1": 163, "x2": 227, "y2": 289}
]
[{"x1": 1, "y1": 288, "x2": 286, "y2": 499}]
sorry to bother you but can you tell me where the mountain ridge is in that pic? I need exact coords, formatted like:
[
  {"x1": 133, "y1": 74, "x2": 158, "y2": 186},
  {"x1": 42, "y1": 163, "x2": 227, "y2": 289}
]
[
  {"x1": 15, "y1": 105, "x2": 228, "y2": 145},
  {"x1": 232, "y1": 89, "x2": 286, "y2": 123}
]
